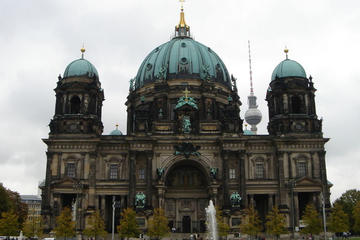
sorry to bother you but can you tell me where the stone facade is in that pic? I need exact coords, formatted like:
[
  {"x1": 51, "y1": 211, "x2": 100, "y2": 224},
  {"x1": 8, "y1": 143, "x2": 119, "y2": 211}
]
[{"x1": 41, "y1": 12, "x2": 331, "y2": 236}]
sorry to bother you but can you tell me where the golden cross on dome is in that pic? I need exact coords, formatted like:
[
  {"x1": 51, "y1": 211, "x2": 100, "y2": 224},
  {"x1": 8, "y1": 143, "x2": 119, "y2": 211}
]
[
  {"x1": 179, "y1": 0, "x2": 185, "y2": 11},
  {"x1": 183, "y1": 87, "x2": 190, "y2": 101}
]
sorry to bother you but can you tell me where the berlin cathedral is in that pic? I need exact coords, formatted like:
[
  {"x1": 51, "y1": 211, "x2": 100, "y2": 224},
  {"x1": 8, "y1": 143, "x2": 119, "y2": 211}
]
[{"x1": 41, "y1": 6, "x2": 331, "y2": 237}]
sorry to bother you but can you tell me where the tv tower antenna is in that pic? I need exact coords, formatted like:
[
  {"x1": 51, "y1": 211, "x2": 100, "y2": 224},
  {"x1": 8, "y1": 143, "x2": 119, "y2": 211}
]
[{"x1": 244, "y1": 40, "x2": 262, "y2": 134}]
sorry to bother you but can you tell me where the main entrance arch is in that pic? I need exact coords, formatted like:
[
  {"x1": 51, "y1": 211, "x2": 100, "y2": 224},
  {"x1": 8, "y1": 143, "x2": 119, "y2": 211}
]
[{"x1": 164, "y1": 160, "x2": 209, "y2": 233}]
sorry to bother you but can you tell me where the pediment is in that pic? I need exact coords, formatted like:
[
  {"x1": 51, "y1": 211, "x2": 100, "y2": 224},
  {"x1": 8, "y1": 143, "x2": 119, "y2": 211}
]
[
  {"x1": 295, "y1": 177, "x2": 321, "y2": 186},
  {"x1": 51, "y1": 177, "x2": 77, "y2": 187}
]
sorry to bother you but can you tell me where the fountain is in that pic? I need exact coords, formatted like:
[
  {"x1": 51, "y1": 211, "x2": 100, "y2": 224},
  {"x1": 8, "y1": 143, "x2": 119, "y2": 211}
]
[{"x1": 206, "y1": 200, "x2": 218, "y2": 240}]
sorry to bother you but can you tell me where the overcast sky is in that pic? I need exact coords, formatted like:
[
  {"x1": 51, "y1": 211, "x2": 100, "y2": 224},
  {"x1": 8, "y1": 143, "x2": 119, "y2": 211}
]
[{"x1": 0, "y1": 0, "x2": 359, "y2": 202}]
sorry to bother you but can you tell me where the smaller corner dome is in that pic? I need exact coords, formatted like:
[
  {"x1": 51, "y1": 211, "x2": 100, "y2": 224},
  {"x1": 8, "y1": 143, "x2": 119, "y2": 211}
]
[
  {"x1": 109, "y1": 129, "x2": 123, "y2": 136},
  {"x1": 271, "y1": 59, "x2": 306, "y2": 81},
  {"x1": 243, "y1": 129, "x2": 254, "y2": 135},
  {"x1": 63, "y1": 58, "x2": 99, "y2": 79}
]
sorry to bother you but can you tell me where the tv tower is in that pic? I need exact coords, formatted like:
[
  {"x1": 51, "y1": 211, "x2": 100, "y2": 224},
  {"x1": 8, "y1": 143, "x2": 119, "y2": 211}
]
[{"x1": 244, "y1": 41, "x2": 262, "y2": 134}]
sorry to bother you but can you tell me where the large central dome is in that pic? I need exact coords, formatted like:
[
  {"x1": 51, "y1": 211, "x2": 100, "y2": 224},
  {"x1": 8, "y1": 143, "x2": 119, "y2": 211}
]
[{"x1": 134, "y1": 32, "x2": 231, "y2": 89}]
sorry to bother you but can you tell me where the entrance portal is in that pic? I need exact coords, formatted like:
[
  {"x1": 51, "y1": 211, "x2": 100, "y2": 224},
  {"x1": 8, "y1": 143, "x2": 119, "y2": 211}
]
[
  {"x1": 182, "y1": 216, "x2": 191, "y2": 233},
  {"x1": 165, "y1": 160, "x2": 210, "y2": 233}
]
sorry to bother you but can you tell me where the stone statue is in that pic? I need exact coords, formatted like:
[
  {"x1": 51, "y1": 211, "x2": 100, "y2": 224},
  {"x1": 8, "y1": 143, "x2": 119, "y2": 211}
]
[
  {"x1": 182, "y1": 115, "x2": 191, "y2": 134},
  {"x1": 156, "y1": 168, "x2": 165, "y2": 180},
  {"x1": 230, "y1": 192, "x2": 241, "y2": 207},
  {"x1": 201, "y1": 64, "x2": 211, "y2": 81},
  {"x1": 156, "y1": 64, "x2": 168, "y2": 81},
  {"x1": 129, "y1": 78, "x2": 134, "y2": 91},
  {"x1": 135, "y1": 192, "x2": 146, "y2": 208},
  {"x1": 210, "y1": 168, "x2": 218, "y2": 180}
]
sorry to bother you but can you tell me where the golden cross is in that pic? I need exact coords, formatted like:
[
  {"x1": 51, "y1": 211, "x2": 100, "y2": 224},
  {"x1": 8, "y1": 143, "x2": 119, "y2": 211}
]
[
  {"x1": 183, "y1": 87, "x2": 190, "y2": 100},
  {"x1": 179, "y1": 0, "x2": 185, "y2": 10}
]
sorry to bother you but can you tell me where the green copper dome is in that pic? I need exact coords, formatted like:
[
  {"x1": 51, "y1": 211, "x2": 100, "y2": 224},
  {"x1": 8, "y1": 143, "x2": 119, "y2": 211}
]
[
  {"x1": 134, "y1": 37, "x2": 231, "y2": 89},
  {"x1": 63, "y1": 58, "x2": 99, "y2": 79},
  {"x1": 271, "y1": 59, "x2": 306, "y2": 81}
]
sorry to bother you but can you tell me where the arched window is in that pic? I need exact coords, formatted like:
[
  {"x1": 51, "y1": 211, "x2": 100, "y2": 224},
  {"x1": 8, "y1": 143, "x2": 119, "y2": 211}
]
[
  {"x1": 291, "y1": 96, "x2": 303, "y2": 114},
  {"x1": 70, "y1": 96, "x2": 81, "y2": 114}
]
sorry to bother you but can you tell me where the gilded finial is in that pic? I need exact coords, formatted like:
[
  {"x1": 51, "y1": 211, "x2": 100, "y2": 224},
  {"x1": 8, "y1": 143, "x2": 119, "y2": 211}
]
[
  {"x1": 175, "y1": 0, "x2": 190, "y2": 37},
  {"x1": 80, "y1": 44, "x2": 86, "y2": 59},
  {"x1": 284, "y1": 46, "x2": 289, "y2": 59}
]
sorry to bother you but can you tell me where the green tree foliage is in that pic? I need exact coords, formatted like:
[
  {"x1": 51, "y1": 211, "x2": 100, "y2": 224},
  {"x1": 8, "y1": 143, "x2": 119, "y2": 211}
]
[
  {"x1": 301, "y1": 204, "x2": 322, "y2": 235},
  {"x1": 215, "y1": 206, "x2": 230, "y2": 238},
  {"x1": 147, "y1": 208, "x2": 169, "y2": 239},
  {"x1": 83, "y1": 210, "x2": 107, "y2": 240},
  {"x1": 352, "y1": 201, "x2": 360, "y2": 233},
  {"x1": 240, "y1": 206, "x2": 262, "y2": 239},
  {"x1": 0, "y1": 184, "x2": 11, "y2": 216},
  {"x1": 0, "y1": 211, "x2": 20, "y2": 236},
  {"x1": 334, "y1": 189, "x2": 360, "y2": 231},
  {"x1": 22, "y1": 216, "x2": 44, "y2": 238},
  {"x1": 54, "y1": 207, "x2": 76, "y2": 240},
  {"x1": 328, "y1": 203, "x2": 349, "y2": 233},
  {"x1": 265, "y1": 206, "x2": 288, "y2": 239},
  {"x1": 117, "y1": 208, "x2": 140, "y2": 238},
  {"x1": 0, "y1": 184, "x2": 28, "y2": 229}
]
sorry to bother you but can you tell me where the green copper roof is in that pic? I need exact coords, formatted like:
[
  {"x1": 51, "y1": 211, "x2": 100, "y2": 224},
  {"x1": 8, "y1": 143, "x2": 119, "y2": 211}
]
[
  {"x1": 134, "y1": 37, "x2": 231, "y2": 89},
  {"x1": 109, "y1": 129, "x2": 123, "y2": 135},
  {"x1": 63, "y1": 58, "x2": 99, "y2": 79},
  {"x1": 271, "y1": 59, "x2": 306, "y2": 81}
]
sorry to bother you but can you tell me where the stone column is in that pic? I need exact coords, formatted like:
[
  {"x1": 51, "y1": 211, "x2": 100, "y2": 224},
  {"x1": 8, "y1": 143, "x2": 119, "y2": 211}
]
[
  {"x1": 128, "y1": 151, "x2": 136, "y2": 207},
  {"x1": 145, "y1": 151, "x2": 153, "y2": 208},
  {"x1": 238, "y1": 150, "x2": 247, "y2": 206},
  {"x1": 249, "y1": 194, "x2": 255, "y2": 207},
  {"x1": 156, "y1": 184, "x2": 166, "y2": 209},
  {"x1": 101, "y1": 195, "x2": 106, "y2": 217},
  {"x1": 268, "y1": 194, "x2": 274, "y2": 211},
  {"x1": 294, "y1": 192, "x2": 299, "y2": 226},
  {"x1": 222, "y1": 150, "x2": 230, "y2": 207},
  {"x1": 88, "y1": 153, "x2": 97, "y2": 209}
]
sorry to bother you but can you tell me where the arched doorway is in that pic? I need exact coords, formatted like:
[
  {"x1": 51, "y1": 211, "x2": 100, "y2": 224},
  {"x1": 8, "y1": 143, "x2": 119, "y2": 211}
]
[{"x1": 164, "y1": 160, "x2": 209, "y2": 233}]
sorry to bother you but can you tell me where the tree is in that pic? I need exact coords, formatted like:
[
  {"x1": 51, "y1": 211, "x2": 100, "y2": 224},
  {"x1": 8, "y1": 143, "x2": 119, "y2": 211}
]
[
  {"x1": 334, "y1": 189, "x2": 360, "y2": 231},
  {"x1": 22, "y1": 215, "x2": 44, "y2": 239},
  {"x1": 0, "y1": 211, "x2": 20, "y2": 237},
  {"x1": 328, "y1": 203, "x2": 349, "y2": 234},
  {"x1": 147, "y1": 208, "x2": 169, "y2": 240},
  {"x1": 54, "y1": 207, "x2": 76, "y2": 240},
  {"x1": 352, "y1": 201, "x2": 360, "y2": 233},
  {"x1": 301, "y1": 204, "x2": 322, "y2": 236},
  {"x1": 0, "y1": 184, "x2": 11, "y2": 216},
  {"x1": 117, "y1": 208, "x2": 140, "y2": 238},
  {"x1": 240, "y1": 206, "x2": 262, "y2": 239},
  {"x1": 0, "y1": 184, "x2": 27, "y2": 229},
  {"x1": 6, "y1": 189, "x2": 28, "y2": 228},
  {"x1": 215, "y1": 206, "x2": 230, "y2": 238},
  {"x1": 83, "y1": 210, "x2": 107, "y2": 240},
  {"x1": 265, "y1": 206, "x2": 288, "y2": 239}
]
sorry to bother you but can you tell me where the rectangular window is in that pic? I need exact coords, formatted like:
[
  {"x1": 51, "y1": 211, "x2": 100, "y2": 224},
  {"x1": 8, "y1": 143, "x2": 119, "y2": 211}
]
[
  {"x1": 231, "y1": 218, "x2": 241, "y2": 226},
  {"x1": 255, "y1": 163, "x2": 264, "y2": 179},
  {"x1": 66, "y1": 163, "x2": 76, "y2": 178},
  {"x1": 229, "y1": 169, "x2": 236, "y2": 179},
  {"x1": 139, "y1": 168, "x2": 145, "y2": 180},
  {"x1": 296, "y1": 161, "x2": 307, "y2": 177},
  {"x1": 109, "y1": 164, "x2": 118, "y2": 179}
]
